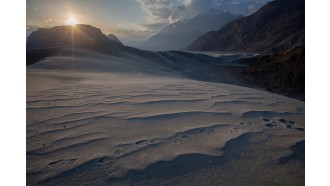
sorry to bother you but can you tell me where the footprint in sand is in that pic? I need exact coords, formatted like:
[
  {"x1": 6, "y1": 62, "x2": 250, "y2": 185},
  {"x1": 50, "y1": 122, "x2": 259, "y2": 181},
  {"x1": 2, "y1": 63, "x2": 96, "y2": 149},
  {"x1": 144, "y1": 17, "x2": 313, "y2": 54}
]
[
  {"x1": 288, "y1": 120, "x2": 296, "y2": 124},
  {"x1": 230, "y1": 127, "x2": 239, "y2": 133},
  {"x1": 286, "y1": 124, "x2": 294, "y2": 129},
  {"x1": 240, "y1": 121, "x2": 252, "y2": 125},
  {"x1": 265, "y1": 123, "x2": 276, "y2": 128},
  {"x1": 199, "y1": 129, "x2": 215, "y2": 134},
  {"x1": 234, "y1": 121, "x2": 253, "y2": 132},
  {"x1": 48, "y1": 159, "x2": 76, "y2": 167},
  {"x1": 262, "y1": 118, "x2": 270, "y2": 122},
  {"x1": 174, "y1": 135, "x2": 189, "y2": 143},
  {"x1": 286, "y1": 124, "x2": 305, "y2": 132},
  {"x1": 97, "y1": 150, "x2": 122, "y2": 165},
  {"x1": 279, "y1": 118, "x2": 296, "y2": 125},
  {"x1": 278, "y1": 119, "x2": 287, "y2": 123},
  {"x1": 97, "y1": 156, "x2": 113, "y2": 165},
  {"x1": 295, "y1": 128, "x2": 305, "y2": 132},
  {"x1": 206, "y1": 129, "x2": 215, "y2": 134},
  {"x1": 135, "y1": 139, "x2": 156, "y2": 145}
]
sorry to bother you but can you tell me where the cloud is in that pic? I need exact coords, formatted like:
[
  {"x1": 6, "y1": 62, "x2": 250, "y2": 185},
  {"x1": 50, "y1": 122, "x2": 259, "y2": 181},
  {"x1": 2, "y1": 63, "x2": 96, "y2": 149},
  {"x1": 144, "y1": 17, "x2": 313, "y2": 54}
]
[
  {"x1": 137, "y1": 0, "x2": 186, "y2": 24},
  {"x1": 110, "y1": 24, "x2": 157, "y2": 43},
  {"x1": 26, "y1": 25, "x2": 39, "y2": 30},
  {"x1": 248, "y1": 4, "x2": 256, "y2": 11},
  {"x1": 183, "y1": 0, "x2": 217, "y2": 18},
  {"x1": 137, "y1": 0, "x2": 273, "y2": 26},
  {"x1": 136, "y1": 0, "x2": 217, "y2": 24},
  {"x1": 140, "y1": 22, "x2": 168, "y2": 32},
  {"x1": 42, "y1": 18, "x2": 53, "y2": 23},
  {"x1": 119, "y1": 0, "x2": 273, "y2": 42}
]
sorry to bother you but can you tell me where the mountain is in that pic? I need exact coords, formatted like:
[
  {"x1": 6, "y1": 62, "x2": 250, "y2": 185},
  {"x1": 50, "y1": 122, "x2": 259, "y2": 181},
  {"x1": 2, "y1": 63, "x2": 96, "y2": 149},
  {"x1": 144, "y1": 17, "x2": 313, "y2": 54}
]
[
  {"x1": 187, "y1": 0, "x2": 305, "y2": 53},
  {"x1": 139, "y1": 11, "x2": 242, "y2": 51},
  {"x1": 25, "y1": 24, "x2": 216, "y2": 68},
  {"x1": 26, "y1": 25, "x2": 40, "y2": 39},
  {"x1": 27, "y1": 24, "x2": 121, "y2": 51},
  {"x1": 125, "y1": 40, "x2": 145, "y2": 48},
  {"x1": 107, "y1": 34, "x2": 123, "y2": 46},
  {"x1": 26, "y1": 24, "x2": 136, "y2": 66},
  {"x1": 243, "y1": 45, "x2": 305, "y2": 98},
  {"x1": 26, "y1": 24, "x2": 130, "y2": 52}
]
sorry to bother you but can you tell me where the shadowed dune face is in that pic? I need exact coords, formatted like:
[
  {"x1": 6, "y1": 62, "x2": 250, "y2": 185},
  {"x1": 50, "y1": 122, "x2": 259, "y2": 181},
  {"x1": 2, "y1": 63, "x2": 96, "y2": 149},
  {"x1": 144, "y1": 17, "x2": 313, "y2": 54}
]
[
  {"x1": 27, "y1": 48, "x2": 304, "y2": 185},
  {"x1": 27, "y1": 48, "x2": 222, "y2": 77}
]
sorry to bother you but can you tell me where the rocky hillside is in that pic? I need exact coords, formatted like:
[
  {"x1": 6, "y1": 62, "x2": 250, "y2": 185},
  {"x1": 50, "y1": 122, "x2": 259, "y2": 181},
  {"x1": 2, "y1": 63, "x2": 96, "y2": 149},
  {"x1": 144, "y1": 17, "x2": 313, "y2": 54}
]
[
  {"x1": 243, "y1": 45, "x2": 305, "y2": 99},
  {"x1": 187, "y1": 0, "x2": 305, "y2": 53}
]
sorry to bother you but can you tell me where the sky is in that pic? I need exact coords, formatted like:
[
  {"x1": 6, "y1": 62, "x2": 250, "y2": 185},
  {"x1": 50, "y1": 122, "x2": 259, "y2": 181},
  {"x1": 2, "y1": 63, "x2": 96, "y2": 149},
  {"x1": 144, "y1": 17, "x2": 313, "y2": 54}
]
[{"x1": 26, "y1": 0, "x2": 272, "y2": 43}]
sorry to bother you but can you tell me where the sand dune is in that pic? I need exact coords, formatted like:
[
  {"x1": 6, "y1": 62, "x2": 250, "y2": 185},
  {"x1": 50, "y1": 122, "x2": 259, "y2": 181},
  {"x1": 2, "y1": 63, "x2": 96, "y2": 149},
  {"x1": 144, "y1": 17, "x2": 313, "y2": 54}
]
[{"x1": 27, "y1": 49, "x2": 304, "y2": 185}]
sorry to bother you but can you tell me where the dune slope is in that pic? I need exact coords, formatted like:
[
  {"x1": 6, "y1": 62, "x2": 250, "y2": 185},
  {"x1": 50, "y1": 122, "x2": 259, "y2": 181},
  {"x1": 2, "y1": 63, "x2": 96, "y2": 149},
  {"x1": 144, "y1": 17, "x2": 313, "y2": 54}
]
[{"x1": 27, "y1": 49, "x2": 304, "y2": 185}]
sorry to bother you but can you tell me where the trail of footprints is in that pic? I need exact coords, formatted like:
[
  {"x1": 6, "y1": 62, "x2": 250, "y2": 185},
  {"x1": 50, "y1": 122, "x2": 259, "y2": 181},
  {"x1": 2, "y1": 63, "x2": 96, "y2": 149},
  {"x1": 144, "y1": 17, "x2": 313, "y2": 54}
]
[
  {"x1": 135, "y1": 139, "x2": 157, "y2": 145},
  {"x1": 174, "y1": 128, "x2": 216, "y2": 144},
  {"x1": 96, "y1": 127, "x2": 220, "y2": 167},
  {"x1": 46, "y1": 118, "x2": 304, "y2": 169},
  {"x1": 174, "y1": 135, "x2": 190, "y2": 143},
  {"x1": 97, "y1": 150, "x2": 122, "y2": 165},
  {"x1": 263, "y1": 118, "x2": 305, "y2": 132},
  {"x1": 229, "y1": 121, "x2": 253, "y2": 134},
  {"x1": 45, "y1": 125, "x2": 239, "y2": 169}
]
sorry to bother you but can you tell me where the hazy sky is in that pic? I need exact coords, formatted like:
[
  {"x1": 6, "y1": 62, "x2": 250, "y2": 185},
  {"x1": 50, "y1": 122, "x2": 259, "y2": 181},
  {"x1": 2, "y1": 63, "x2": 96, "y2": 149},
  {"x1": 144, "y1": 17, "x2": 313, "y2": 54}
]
[{"x1": 27, "y1": 0, "x2": 271, "y2": 43}]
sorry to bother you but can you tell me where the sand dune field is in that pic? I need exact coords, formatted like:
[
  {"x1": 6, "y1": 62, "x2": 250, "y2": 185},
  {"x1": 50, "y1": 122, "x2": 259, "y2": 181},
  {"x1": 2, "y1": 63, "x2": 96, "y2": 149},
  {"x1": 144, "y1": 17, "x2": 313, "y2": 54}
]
[{"x1": 27, "y1": 49, "x2": 304, "y2": 185}]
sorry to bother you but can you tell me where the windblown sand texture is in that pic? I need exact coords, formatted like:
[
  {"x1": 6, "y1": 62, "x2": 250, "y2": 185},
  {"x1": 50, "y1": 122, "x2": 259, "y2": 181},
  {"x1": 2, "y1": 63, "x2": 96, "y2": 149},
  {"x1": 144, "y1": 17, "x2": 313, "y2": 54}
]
[{"x1": 27, "y1": 49, "x2": 304, "y2": 185}]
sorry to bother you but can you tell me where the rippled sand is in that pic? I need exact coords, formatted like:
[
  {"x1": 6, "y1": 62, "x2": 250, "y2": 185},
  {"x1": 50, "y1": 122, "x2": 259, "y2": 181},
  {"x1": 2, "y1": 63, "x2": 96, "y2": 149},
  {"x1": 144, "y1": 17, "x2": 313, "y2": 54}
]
[{"x1": 27, "y1": 49, "x2": 304, "y2": 185}]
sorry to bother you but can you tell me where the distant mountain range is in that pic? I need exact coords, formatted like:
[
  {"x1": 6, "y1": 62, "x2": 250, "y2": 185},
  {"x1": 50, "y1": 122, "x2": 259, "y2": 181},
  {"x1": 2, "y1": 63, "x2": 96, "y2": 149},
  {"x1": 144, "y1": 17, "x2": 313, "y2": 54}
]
[
  {"x1": 138, "y1": 10, "x2": 242, "y2": 51},
  {"x1": 26, "y1": 24, "x2": 217, "y2": 67},
  {"x1": 187, "y1": 0, "x2": 305, "y2": 53}
]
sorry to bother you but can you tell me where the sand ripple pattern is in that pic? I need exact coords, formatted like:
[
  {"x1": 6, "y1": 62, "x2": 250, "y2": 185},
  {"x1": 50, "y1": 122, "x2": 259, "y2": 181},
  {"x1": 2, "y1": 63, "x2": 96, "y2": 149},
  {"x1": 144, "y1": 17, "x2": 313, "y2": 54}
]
[{"x1": 27, "y1": 70, "x2": 304, "y2": 185}]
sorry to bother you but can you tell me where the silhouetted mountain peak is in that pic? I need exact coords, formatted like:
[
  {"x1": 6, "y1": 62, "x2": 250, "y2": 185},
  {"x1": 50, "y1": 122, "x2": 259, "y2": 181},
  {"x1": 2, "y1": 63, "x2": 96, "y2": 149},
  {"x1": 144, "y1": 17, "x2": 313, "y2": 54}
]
[
  {"x1": 26, "y1": 24, "x2": 118, "y2": 50},
  {"x1": 107, "y1": 34, "x2": 123, "y2": 46}
]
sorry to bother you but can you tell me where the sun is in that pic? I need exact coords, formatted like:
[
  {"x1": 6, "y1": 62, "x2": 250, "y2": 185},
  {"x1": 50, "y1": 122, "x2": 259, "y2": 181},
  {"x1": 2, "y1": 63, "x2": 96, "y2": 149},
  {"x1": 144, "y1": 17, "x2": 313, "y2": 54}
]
[{"x1": 67, "y1": 17, "x2": 77, "y2": 26}]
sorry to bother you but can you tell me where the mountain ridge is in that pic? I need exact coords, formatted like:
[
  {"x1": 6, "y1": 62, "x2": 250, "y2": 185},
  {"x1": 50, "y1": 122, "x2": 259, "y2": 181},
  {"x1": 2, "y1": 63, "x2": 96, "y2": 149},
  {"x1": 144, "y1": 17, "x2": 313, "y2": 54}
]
[
  {"x1": 107, "y1": 34, "x2": 123, "y2": 46},
  {"x1": 187, "y1": 0, "x2": 305, "y2": 53},
  {"x1": 138, "y1": 11, "x2": 242, "y2": 51},
  {"x1": 27, "y1": 24, "x2": 121, "y2": 51}
]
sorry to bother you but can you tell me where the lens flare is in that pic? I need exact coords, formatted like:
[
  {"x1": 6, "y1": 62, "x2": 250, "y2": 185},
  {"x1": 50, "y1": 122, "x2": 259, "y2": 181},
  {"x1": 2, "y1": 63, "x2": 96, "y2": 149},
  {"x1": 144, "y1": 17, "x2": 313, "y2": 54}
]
[{"x1": 67, "y1": 17, "x2": 77, "y2": 26}]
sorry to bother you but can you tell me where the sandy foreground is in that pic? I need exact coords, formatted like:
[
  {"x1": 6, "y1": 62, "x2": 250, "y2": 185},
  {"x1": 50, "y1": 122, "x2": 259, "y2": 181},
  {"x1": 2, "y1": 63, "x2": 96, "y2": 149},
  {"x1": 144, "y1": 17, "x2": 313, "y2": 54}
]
[{"x1": 27, "y1": 49, "x2": 304, "y2": 185}]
